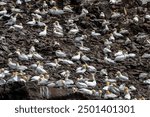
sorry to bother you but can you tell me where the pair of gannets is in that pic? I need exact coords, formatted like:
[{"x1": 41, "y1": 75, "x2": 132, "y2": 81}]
[{"x1": 71, "y1": 51, "x2": 91, "y2": 62}]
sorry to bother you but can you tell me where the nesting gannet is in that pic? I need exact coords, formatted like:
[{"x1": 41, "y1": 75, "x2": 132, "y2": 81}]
[
  {"x1": 100, "y1": 69, "x2": 108, "y2": 76},
  {"x1": 0, "y1": 2, "x2": 7, "y2": 6},
  {"x1": 116, "y1": 71, "x2": 129, "y2": 81},
  {"x1": 103, "y1": 82, "x2": 111, "y2": 91},
  {"x1": 76, "y1": 64, "x2": 87, "y2": 74},
  {"x1": 129, "y1": 85, "x2": 136, "y2": 91},
  {"x1": 10, "y1": 23, "x2": 23, "y2": 31},
  {"x1": 16, "y1": 62, "x2": 28, "y2": 71},
  {"x1": 7, "y1": 72, "x2": 19, "y2": 82},
  {"x1": 53, "y1": 28, "x2": 64, "y2": 37},
  {"x1": 109, "y1": 0, "x2": 122, "y2": 4},
  {"x1": 58, "y1": 58, "x2": 74, "y2": 65},
  {"x1": 43, "y1": 1, "x2": 48, "y2": 8},
  {"x1": 145, "y1": 14, "x2": 150, "y2": 20},
  {"x1": 109, "y1": 83, "x2": 120, "y2": 95},
  {"x1": 8, "y1": 58, "x2": 17, "y2": 69},
  {"x1": 104, "y1": 56, "x2": 115, "y2": 64},
  {"x1": 16, "y1": 0, "x2": 22, "y2": 5},
  {"x1": 119, "y1": 83, "x2": 126, "y2": 92},
  {"x1": 37, "y1": 18, "x2": 46, "y2": 27},
  {"x1": 45, "y1": 59, "x2": 60, "y2": 68},
  {"x1": 11, "y1": 6, "x2": 23, "y2": 13},
  {"x1": 75, "y1": 35, "x2": 87, "y2": 42},
  {"x1": 85, "y1": 64, "x2": 97, "y2": 72},
  {"x1": 39, "y1": 25, "x2": 48, "y2": 36},
  {"x1": 49, "y1": 0, "x2": 56, "y2": 6},
  {"x1": 29, "y1": 46, "x2": 36, "y2": 53},
  {"x1": 104, "y1": 76, "x2": 117, "y2": 83},
  {"x1": 111, "y1": 12, "x2": 121, "y2": 19},
  {"x1": 0, "y1": 7, "x2": 7, "y2": 15},
  {"x1": 114, "y1": 54, "x2": 127, "y2": 62},
  {"x1": 119, "y1": 28, "x2": 129, "y2": 35},
  {"x1": 143, "y1": 79, "x2": 150, "y2": 85},
  {"x1": 104, "y1": 90, "x2": 118, "y2": 99},
  {"x1": 79, "y1": 88, "x2": 93, "y2": 95},
  {"x1": 36, "y1": 62, "x2": 47, "y2": 74},
  {"x1": 79, "y1": 41, "x2": 90, "y2": 51},
  {"x1": 53, "y1": 21, "x2": 63, "y2": 32},
  {"x1": 81, "y1": 54, "x2": 91, "y2": 62},
  {"x1": 71, "y1": 52, "x2": 81, "y2": 61},
  {"x1": 100, "y1": 12, "x2": 105, "y2": 18},
  {"x1": 109, "y1": 33, "x2": 115, "y2": 41},
  {"x1": 133, "y1": 15, "x2": 139, "y2": 23},
  {"x1": 63, "y1": 70, "x2": 74, "y2": 86},
  {"x1": 91, "y1": 30, "x2": 101, "y2": 38},
  {"x1": 68, "y1": 24, "x2": 79, "y2": 35},
  {"x1": 124, "y1": 87, "x2": 131, "y2": 100},
  {"x1": 55, "y1": 50, "x2": 66, "y2": 58},
  {"x1": 85, "y1": 73, "x2": 97, "y2": 87},
  {"x1": 49, "y1": 7, "x2": 64, "y2": 15},
  {"x1": 80, "y1": 8, "x2": 88, "y2": 17},
  {"x1": 32, "y1": 52, "x2": 44, "y2": 60},
  {"x1": 15, "y1": 49, "x2": 29, "y2": 61},
  {"x1": 30, "y1": 75, "x2": 41, "y2": 81},
  {"x1": 63, "y1": 5, "x2": 73, "y2": 13},
  {"x1": 142, "y1": 53, "x2": 150, "y2": 58},
  {"x1": 103, "y1": 45, "x2": 112, "y2": 55},
  {"x1": 38, "y1": 75, "x2": 49, "y2": 85},
  {"x1": 113, "y1": 28, "x2": 124, "y2": 38},
  {"x1": 104, "y1": 39, "x2": 112, "y2": 46},
  {"x1": 5, "y1": 13, "x2": 18, "y2": 25},
  {"x1": 31, "y1": 13, "x2": 42, "y2": 21}
]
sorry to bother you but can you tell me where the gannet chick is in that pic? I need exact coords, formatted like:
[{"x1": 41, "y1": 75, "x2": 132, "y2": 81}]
[
  {"x1": 76, "y1": 64, "x2": 87, "y2": 74},
  {"x1": 39, "y1": 25, "x2": 48, "y2": 37},
  {"x1": 103, "y1": 45, "x2": 112, "y2": 55},
  {"x1": 104, "y1": 56, "x2": 115, "y2": 64},
  {"x1": 113, "y1": 28, "x2": 124, "y2": 38},
  {"x1": 109, "y1": 33, "x2": 115, "y2": 41},
  {"x1": 0, "y1": 7, "x2": 7, "y2": 15},
  {"x1": 36, "y1": 62, "x2": 47, "y2": 74},
  {"x1": 32, "y1": 52, "x2": 44, "y2": 60},
  {"x1": 85, "y1": 73, "x2": 97, "y2": 87},
  {"x1": 75, "y1": 35, "x2": 87, "y2": 42},
  {"x1": 58, "y1": 58, "x2": 74, "y2": 65},
  {"x1": 15, "y1": 49, "x2": 29, "y2": 61},
  {"x1": 63, "y1": 5, "x2": 73, "y2": 13},
  {"x1": 133, "y1": 15, "x2": 139, "y2": 23},
  {"x1": 45, "y1": 59, "x2": 60, "y2": 68},
  {"x1": 71, "y1": 51, "x2": 81, "y2": 61},
  {"x1": 124, "y1": 87, "x2": 131, "y2": 100},
  {"x1": 91, "y1": 30, "x2": 101, "y2": 38},
  {"x1": 55, "y1": 50, "x2": 66, "y2": 58},
  {"x1": 104, "y1": 90, "x2": 118, "y2": 99},
  {"x1": 8, "y1": 58, "x2": 17, "y2": 69},
  {"x1": 116, "y1": 71, "x2": 129, "y2": 81},
  {"x1": 53, "y1": 28, "x2": 64, "y2": 37},
  {"x1": 79, "y1": 41, "x2": 90, "y2": 51},
  {"x1": 68, "y1": 24, "x2": 79, "y2": 35}
]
